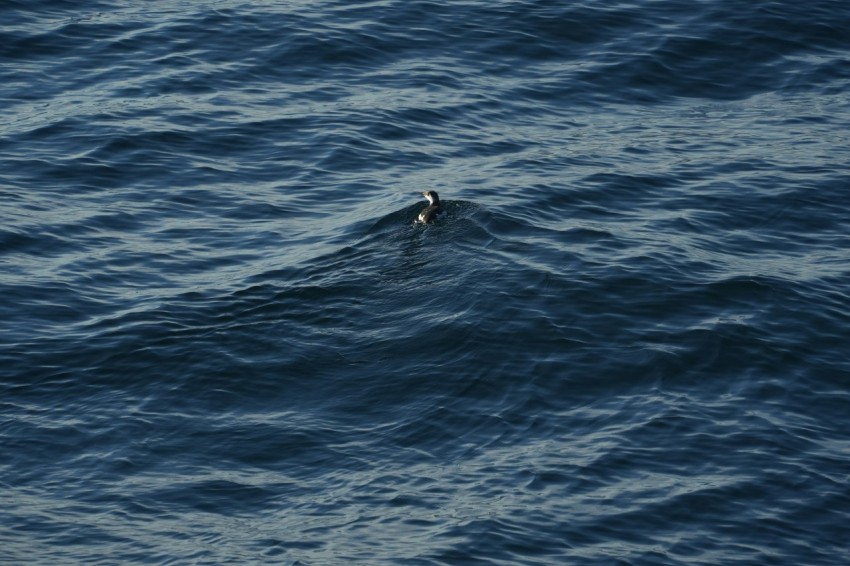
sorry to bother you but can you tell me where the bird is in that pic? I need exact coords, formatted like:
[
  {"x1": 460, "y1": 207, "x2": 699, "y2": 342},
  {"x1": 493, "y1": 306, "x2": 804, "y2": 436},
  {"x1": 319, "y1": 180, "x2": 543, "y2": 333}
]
[{"x1": 418, "y1": 190, "x2": 442, "y2": 223}]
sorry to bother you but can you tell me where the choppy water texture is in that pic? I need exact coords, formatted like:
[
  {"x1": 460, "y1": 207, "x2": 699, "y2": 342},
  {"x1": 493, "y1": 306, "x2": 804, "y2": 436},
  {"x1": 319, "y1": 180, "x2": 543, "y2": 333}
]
[{"x1": 2, "y1": 0, "x2": 850, "y2": 564}]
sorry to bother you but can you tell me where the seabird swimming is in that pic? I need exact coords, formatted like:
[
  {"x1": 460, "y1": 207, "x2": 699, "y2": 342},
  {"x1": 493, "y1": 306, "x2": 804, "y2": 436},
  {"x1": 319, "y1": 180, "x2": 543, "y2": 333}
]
[{"x1": 418, "y1": 190, "x2": 442, "y2": 224}]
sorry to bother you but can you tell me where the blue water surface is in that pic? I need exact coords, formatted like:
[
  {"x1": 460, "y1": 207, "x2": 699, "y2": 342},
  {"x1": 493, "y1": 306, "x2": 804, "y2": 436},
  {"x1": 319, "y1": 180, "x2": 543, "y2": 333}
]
[{"x1": 2, "y1": 0, "x2": 850, "y2": 564}]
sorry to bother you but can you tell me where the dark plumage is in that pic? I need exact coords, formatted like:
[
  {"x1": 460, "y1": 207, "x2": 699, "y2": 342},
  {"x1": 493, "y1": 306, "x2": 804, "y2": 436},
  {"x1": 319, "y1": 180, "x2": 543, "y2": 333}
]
[{"x1": 418, "y1": 190, "x2": 442, "y2": 223}]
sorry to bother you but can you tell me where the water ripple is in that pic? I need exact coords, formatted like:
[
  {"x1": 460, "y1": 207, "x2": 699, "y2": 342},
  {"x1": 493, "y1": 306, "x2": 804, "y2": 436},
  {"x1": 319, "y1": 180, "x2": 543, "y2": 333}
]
[{"x1": 3, "y1": 0, "x2": 850, "y2": 564}]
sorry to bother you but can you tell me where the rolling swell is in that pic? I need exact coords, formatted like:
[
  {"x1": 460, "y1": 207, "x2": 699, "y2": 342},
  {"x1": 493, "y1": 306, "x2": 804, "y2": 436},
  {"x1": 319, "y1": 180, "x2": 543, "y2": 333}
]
[{"x1": 2, "y1": 0, "x2": 850, "y2": 564}]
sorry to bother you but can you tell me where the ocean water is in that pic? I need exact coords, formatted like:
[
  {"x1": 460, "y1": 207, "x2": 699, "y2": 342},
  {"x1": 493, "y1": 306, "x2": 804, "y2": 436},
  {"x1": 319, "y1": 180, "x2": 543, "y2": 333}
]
[{"x1": 2, "y1": 0, "x2": 850, "y2": 564}]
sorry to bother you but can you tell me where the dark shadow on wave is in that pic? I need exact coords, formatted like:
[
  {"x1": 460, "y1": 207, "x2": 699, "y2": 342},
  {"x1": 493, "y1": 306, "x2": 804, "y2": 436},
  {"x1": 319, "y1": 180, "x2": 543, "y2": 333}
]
[{"x1": 361, "y1": 199, "x2": 487, "y2": 238}]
